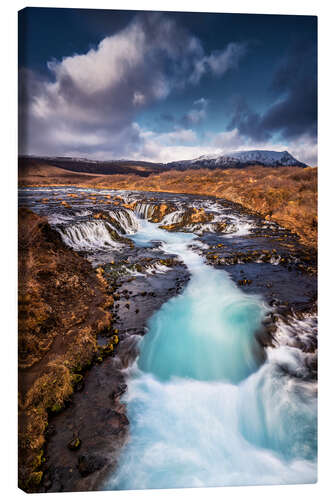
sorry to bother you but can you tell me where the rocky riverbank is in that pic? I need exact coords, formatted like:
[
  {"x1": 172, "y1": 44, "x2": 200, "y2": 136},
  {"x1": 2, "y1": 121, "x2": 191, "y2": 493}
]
[{"x1": 18, "y1": 209, "x2": 117, "y2": 491}]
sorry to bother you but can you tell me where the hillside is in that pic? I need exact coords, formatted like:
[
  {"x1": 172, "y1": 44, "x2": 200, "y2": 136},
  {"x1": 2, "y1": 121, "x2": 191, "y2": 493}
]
[{"x1": 19, "y1": 156, "x2": 163, "y2": 178}]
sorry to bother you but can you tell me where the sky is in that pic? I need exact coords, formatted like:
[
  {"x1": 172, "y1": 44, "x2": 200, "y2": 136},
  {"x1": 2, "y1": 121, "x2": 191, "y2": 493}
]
[{"x1": 18, "y1": 8, "x2": 317, "y2": 165}]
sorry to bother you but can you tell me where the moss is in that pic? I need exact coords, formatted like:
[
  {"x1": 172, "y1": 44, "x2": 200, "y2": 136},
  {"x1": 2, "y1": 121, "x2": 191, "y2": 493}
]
[
  {"x1": 50, "y1": 403, "x2": 63, "y2": 413},
  {"x1": 71, "y1": 373, "x2": 83, "y2": 386},
  {"x1": 27, "y1": 471, "x2": 43, "y2": 488},
  {"x1": 32, "y1": 450, "x2": 44, "y2": 469}
]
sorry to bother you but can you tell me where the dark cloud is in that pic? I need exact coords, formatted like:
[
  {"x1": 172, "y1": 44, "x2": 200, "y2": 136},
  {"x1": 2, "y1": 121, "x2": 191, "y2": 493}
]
[
  {"x1": 228, "y1": 40, "x2": 317, "y2": 141},
  {"x1": 227, "y1": 97, "x2": 271, "y2": 142}
]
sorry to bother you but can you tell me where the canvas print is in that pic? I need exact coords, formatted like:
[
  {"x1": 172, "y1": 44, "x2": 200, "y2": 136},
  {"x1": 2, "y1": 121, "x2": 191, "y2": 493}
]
[{"x1": 18, "y1": 7, "x2": 317, "y2": 493}]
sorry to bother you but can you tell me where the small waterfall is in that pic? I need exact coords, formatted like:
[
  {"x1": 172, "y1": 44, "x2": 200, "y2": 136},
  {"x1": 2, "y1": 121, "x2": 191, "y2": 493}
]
[
  {"x1": 48, "y1": 213, "x2": 76, "y2": 225},
  {"x1": 134, "y1": 202, "x2": 156, "y2": 220},
  {"x1": 57, "y1": 220, "x2": 123, "y2": 251},
  {"x1": 160, "y1": 210, "x2": 184, "y2": 225},
  {"x1": 108, "y1": 208, "x2": 139, "y2": 234},
  {"x1": 75, "y1": 209, "x2": 92, "y2": 217},
  {"x1": 145, "y1": 262, "x2": 172, "y2": 275}
]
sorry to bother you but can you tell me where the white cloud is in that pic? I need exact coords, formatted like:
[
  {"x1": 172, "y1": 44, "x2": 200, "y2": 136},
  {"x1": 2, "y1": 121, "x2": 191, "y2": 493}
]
[
  {"x1": 130, "y1": 126, "x2": 317, "y2": 165},
  {"x1": 46, "y1": 123, "x2": 317, "y2": 166},
  {"x1": 183, "y1": 97, "x2": 208, "y2": 125},
  {"x1": 133, "y1": 91, "x2": 146, "y2": 106}
]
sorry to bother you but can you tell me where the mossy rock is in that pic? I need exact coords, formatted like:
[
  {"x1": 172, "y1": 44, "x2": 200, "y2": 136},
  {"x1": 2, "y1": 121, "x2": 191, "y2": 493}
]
[
  {"x1": 103, "y1": 343, "x2": 114, "y2": 355},
  {"x1": 71, "y1": 373, "x2": 83, "y2": 386},
  {"x1": 27, "y1": 471, "x2": 43, "y2": 488},
  {"x1": 67, "y1": 436, "x2": 81, "y2": 451},
  {"x1": 32, "y1": 450, "x2": 44, "y2": 469},
  {"x1": 50, "y1": 402, "x2": 63, "y2": 413}
]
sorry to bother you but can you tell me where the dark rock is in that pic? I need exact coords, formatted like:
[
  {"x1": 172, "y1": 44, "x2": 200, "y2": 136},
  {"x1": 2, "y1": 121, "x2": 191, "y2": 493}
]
[
  {"x1": 109, "y1": 383, "x2": 127, "y2": 400},
  {"x1": 67, "y1": 436, "x2": 81, "y2": 451},
  {"x1": 77, "y1": 454, "x2": 107, "y2": 477},
  {"x1": 45, "y1": 424, "x2": 56, "y2": 438}
]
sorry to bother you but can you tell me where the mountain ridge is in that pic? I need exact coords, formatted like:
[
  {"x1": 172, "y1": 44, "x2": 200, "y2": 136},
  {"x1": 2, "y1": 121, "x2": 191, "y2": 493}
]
[
  {"x1": 19, "y1": 149, "x2": 308, "y2": 178},
  {"x1": 166, "y1": 150, "x2": 308, "y2": 169}
]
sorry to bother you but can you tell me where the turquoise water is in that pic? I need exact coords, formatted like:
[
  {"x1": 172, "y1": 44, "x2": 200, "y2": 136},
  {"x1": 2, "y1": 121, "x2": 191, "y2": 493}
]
[{"x1": 106, "y1": 219, "x2": 317, "y2": 490}]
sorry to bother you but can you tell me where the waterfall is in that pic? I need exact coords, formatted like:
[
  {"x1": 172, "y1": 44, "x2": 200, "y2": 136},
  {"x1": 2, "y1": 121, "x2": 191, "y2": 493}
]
[
  {"x1": 160, "y1": 210, "x2": 184, "y2": 225},
  {"x1": 134, "y1": 202, "x2": 156, "y2": 220},
  {"x1": 57, "y1": 220, "x2": 124, "y2": 251},
  {"x1": 108, "y1": 208, "x2": 139, "y2": 234}
]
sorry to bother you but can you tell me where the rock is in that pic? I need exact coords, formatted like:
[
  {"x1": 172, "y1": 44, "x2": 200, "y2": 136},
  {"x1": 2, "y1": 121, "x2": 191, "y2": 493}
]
[
  {"x1": 75, "y1": 380, "x2": 85, "y2": 392},
  {"x1": 27, "y1": 471, "x2": 43, "y2": 488},
  {"x1": 109, "y1": 383, "x2": 127, "y2": 400},
  {"x1": 103, "y1": 343, "x2": 114, "y2": 356},
  {"x1": 45, "y1": 424, "x2": 56, "y2": 438},
  {"x1": 72, "y1": 373, "x2": 83, "y2": 389},
  {"x1": 238, "y1": 278, "x2": 252, "y2": 286},
  {"x1": 67, "y1": 436, "x2": 81, "y2": 451},
  {"x1": 77, "y1": 454, "x2": 107, "y2": 477}
]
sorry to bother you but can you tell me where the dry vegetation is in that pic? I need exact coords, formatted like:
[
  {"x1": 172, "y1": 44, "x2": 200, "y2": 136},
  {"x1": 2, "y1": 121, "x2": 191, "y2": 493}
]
[
  {"x1": 19, "y1": 163, "x2": 317, "y2": 248},
  {"x1": 18, "y1": 208, "x2": 113, "y2": 491}
]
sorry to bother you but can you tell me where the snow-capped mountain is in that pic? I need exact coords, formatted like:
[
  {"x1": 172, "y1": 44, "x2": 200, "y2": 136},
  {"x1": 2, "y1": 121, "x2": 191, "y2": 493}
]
[{"x1": 166, "y1": 150, "x2": 307, "y2": 169}]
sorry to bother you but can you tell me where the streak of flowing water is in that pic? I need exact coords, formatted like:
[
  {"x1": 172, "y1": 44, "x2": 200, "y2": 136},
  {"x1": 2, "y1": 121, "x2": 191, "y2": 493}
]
[
  {"x1": 57, "y1": 220, "x2": 123, "y2": 251},
  {"x1": 106, "y1": 219, "x2": 317, "y2": 490}
]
